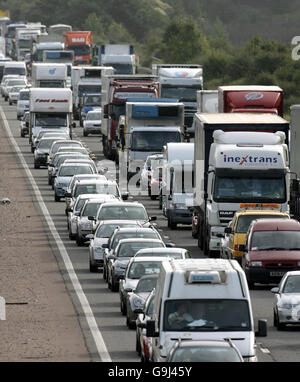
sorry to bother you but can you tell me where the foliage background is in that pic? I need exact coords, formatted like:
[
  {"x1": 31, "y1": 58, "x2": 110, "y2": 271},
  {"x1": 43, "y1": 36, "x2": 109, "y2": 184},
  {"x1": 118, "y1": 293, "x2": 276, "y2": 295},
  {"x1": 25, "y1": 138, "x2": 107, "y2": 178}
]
[{"x1": 2, "y1": 0, "x2": 300, "y2": 115}]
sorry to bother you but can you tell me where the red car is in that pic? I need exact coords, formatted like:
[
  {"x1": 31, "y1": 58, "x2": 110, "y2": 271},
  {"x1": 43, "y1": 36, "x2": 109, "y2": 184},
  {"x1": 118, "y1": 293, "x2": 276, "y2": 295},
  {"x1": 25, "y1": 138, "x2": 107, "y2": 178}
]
[{"x1": 240, "y1": 218, "x2": 300, "y2": 288}]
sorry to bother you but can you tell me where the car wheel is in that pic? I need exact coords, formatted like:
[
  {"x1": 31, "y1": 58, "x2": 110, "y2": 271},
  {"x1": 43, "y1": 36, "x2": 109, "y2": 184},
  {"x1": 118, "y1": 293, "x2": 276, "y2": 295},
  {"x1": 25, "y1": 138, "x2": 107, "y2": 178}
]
[
  {"x1": 108, "y1": 273, "x2": 112, "y2": 290},
  {"x1": 247, "y1": 279, "x2": 255, "y2": 290},
  {"x1": 34, "y1": 163, "x2": 40, "y2": 169},
  {"x1": 9, "y1": 101, "x2": 12, "y2": 105},
  {"x1": 126, "y1": 315, "x2": 135, "y2": 330},
  {"x1": 54, "y1": 194, "x2": 60, "y2": 202},
  {"x1": 103, "y1": 266, "x2": 107, "y2": 280},
  {"x1": 111, "y1": 278, "x2": 118, "y2": 292},
  {"x1": 31, "y1": 146, "x2": 34, "y2": 153},
  {"x1": 89, "y1": 261, "x2": 98, "y2": 273},
  {"x1": 120, "y1": 298, "x2": 127, "y2": 316},
  {"x1": 150, "y1": 194, "x2": 157, "y2": 200},
  {"x1": 83, "y1": 131, "x2": 88, "y2": 137},
  {"x1": 48, "y1": 177, "x2": 52, "y2": 185},
  {"x1": 76, "y1": 235, "x2": 84, "y2": 247},
  {"x1": 273, "y1": 311, "x2": 278, "y2": 327},
  {"x1": 69, "y1": 231, "x2": 76, "y2": 240},
  {"x1": 20, "y1": 131, "x2": 25, "y2": 138},
  {"x1": 136, "y1": 335, "x2": 141, "y2": 355}
]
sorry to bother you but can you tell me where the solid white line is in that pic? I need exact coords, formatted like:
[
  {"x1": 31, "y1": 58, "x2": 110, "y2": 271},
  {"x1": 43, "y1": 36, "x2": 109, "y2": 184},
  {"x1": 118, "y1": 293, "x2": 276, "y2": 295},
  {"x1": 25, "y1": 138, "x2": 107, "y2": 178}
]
[{"x1": 0, "y1": 107, "x2": 112, "y2": 362}]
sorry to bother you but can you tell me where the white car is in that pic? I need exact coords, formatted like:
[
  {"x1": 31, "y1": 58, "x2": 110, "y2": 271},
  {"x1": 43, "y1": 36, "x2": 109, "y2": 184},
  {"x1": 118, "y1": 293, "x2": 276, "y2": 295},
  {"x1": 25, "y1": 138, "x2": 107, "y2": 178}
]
[
  {"x1": 20, "y1": 111, "x2": 29, "y2": 137},
  {"x1": 140, "y1": 154, "x2": 164, "y2": 197},
  {"x1": 83, "y1": 108, "x2": 101, "y2": 137},
  {"x1": 3, "y1": 78, "x2": 28, "y2": 100},
  {"x1": 8, "y1": 85, "x2": 27, "y2": 105},
  {"x1": 16, "y1": 88, "x2": 29, "y2": 119},
  {"x1": 272, "y1": 271, "x2": 300, "y2": 330},
  {"x1": 0, "y1": 75, "x2": 20, "y2": 96}
]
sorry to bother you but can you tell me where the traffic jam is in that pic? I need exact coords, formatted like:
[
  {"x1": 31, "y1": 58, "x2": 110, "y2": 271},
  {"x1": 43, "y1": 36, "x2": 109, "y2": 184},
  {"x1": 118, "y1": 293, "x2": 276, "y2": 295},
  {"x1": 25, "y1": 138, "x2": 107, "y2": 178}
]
[{"x1": 1, "y1": 19, "x2": 300, "y2": 363}]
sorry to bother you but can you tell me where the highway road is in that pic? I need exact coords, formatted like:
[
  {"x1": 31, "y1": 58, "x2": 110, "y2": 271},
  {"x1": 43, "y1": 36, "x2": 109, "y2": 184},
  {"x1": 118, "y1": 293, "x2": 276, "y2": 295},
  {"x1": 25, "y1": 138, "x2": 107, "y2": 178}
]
[{"x1": 2, "y1": 99, "x2": 300, "y2": 362}]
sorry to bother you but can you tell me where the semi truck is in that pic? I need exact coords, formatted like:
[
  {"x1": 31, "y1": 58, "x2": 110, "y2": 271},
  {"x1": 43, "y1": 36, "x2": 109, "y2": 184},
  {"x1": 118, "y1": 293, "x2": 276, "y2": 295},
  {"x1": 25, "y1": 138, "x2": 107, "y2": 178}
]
[
  {"x1": 160, "y1": 142, "x2": 194, "y2": 230},
  {"x1": 117, "y1": 99, "x2": 184, "y2": 181},
  {"x1": 101, "y1": 75, "x2": 159, "y2": 160},
  {"x1": 65, "y1": 31, "x2": 92, "y2": 65},
  {"x1": 152, "y1": 64, "x2": 203, "y2": 130},
  {"x1": 14, "y1": 27, "x2": 41, "y2": 61},
  {"x1": 218, "y1": 86, "x2": 284, "y2": 116},
  {"x1": 31, "y1": 63, "x2": 67, "y2": 88},
  {"x1": 28, "y1": 87, "x2": 74, "y2": 149},
  {"x1": 192, "y1": 113, "x2": 290, "y2": 257},
  {"x1": 71, "y1": 66, "x2": 113, "y2": 120},
  {"x1": 98, "y1": 44, "x2": 135, "y2": 74}
]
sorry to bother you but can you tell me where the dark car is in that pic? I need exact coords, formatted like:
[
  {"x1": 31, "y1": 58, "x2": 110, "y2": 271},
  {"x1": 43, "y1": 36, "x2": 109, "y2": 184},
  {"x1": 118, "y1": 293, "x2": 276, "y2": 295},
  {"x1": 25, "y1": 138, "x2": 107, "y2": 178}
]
[{"x1": 240, "y1": 218, "x2": 300, "y2": 288}]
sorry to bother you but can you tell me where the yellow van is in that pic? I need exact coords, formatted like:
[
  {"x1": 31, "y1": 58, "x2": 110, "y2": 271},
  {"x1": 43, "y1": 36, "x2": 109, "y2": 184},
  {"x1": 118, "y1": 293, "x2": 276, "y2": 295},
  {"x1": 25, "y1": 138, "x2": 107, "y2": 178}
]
[{"x1": 223, "y1": 205, "x2": 290, "y2": 262}]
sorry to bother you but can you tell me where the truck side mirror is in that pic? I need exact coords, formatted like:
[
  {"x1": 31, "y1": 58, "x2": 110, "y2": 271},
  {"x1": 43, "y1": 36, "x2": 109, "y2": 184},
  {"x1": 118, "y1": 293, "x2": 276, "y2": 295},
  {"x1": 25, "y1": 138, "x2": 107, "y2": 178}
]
[
  {"x1": 255, "y1": 319, "x2": 267, "y2": 337},
  {"x1": 146, "y1": 320, "x2": 159, "y2": 337},
  {"x1": 291, "y1": 179, "x2": 300, "y2": 197},
  {"x1": 103, "y1": 104, "x2": 108, "y2": 118}
]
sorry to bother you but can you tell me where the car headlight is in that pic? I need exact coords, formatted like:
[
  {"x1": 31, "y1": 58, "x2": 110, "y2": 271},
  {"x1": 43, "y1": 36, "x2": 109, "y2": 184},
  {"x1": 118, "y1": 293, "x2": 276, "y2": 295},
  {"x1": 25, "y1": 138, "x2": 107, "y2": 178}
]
[
  {"x1": 113, "y1": 265, "x2": 126, "y2": 274},
  {"x1": 278, "y1": 302, "x2": 293, "y2": 309},
  {"x1": 132, "y1": 297, "x2": 145, "y2": 309},
  {"x1": 297, "y1": 261, "x2": 300, "y2": 267},
  {"x1": 93, "y1": 247, "x2": 103, "y2": 259},
  {"x1": 81, "y1": 222, "x2": 91, "y2": 230},
  {"x1": 249, "y1": 261, "x2": 262, "y2": 267}
]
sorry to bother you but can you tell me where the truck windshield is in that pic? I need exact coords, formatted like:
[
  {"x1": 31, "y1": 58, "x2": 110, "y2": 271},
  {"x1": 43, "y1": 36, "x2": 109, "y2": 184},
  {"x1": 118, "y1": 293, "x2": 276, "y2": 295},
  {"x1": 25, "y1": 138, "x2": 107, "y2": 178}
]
[
  {"x1": 251, "y1": 231, "x2": 300, "y2": 251},
  {"x1": 108, "y1": 63, "x2": 133, "y2": 74},
  {"x1": 39, "y1": 80, "x2": 64, "y2": 88},
  {"x1": 67, "y1": 45, "x2": 90, "y2": 56},
  {"x1": 131, "y1": 131, "x2": 181, "y2": 152},
  {"x1": 236, "y1": 214, "x2": 288, "y2": 233},
  {"x1": 19, "y1": 91, "x2": 29, "y2": 100},
  {"x1": 83, "y1": 95, "x2": 101, "y2": 106},
  {"x1": 19, "y1": 40, "x2": 31, "y2": 49},
  {"x1": 35, "y1": 113, "x2": 67, "y2": 127},
  {"x1": 161, "y1": 86, "x2": 202, "y2": 102},
  {"x1": 164, "y1": 299, "x2": 251, "y2": 331},
  {"x1": 78, "y1": 85, "x2": 101, "y2": 97},
  {"x1": 213, "y1": 176, "x2": 286, "y2": 203}
]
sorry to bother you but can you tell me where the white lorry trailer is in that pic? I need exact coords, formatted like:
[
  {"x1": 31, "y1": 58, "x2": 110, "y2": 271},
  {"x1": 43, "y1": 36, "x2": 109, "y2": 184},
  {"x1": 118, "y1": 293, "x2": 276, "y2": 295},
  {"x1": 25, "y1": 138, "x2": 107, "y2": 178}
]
[
  {"x1": 160, "y1": 142, "x2": 194, "y2": 229},
  {"x1": 15, "y1": 28, "x2": 41, "y2": 61},
  {"x1": 31, "y1": 63, "x2": 67, "y2": 88},
  {"x1": 144, "y1": 258, "x2": 267, "y2": 362},
  {"x1": 28, "y1": 88, "x2": 74, "y2": 151},
  {"x1": 98, "y1": 44, "x2": 135, "y2": 74},
  {"x1": 117, "y1": 99, "x2": 184, "y2": 182},
  {"x1": 152, "y1": 64, "x2": 203, "y2": 132},
  {"x1": 192, "y1": 113, "x2": 291, "y2": 257}
]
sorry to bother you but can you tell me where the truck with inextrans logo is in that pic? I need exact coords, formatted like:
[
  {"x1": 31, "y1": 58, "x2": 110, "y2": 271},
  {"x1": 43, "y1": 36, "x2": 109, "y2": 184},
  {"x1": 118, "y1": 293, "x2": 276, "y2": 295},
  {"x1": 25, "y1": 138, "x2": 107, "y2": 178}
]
[
  {"x1": 191, "y1": 113, "x2": 291, "y2": 257},
  {"x1": 28, "y1": 88, "x2": 75, "y2": 151}
]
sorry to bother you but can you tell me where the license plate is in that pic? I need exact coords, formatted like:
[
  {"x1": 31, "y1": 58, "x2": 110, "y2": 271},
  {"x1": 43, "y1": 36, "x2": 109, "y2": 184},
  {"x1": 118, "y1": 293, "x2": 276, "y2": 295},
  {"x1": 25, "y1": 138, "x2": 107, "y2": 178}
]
[{"x1": 270, "y1": 271, "x2": 285, "y2": 277}]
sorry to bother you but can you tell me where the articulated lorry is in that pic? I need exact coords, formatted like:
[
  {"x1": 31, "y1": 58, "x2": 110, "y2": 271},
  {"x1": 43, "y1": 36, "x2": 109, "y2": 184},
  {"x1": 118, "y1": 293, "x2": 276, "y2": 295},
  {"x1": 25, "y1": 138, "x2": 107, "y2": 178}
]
[
  {"x1": 71, "y1": 65, "x2": 113, "y2": 120},
  {"x1": 65, "y1": 31, "x2": 92, "y2": 65},
  {"x1": 192, "y1": 113, "x2": 291, "y2": 257},
  {"x1": 117, "y1": 99, "x2": 184, "y2": 181},
  {"x1": 98, "y1": 44, "x2": 135, "y2": 74},
  {"x1": 14, "y1": 28, "x2": 41, "y2": 61},
  {"x1": 152, "y1": 64, "x2": 203, "y2": 131},
  {"x1": 31, "y1": 63, "x2": 67, "y2": 88},
  {"x1": 28, "y1": 88, "x2": 74, "y2": 151},
  {"x1": 101, "y1": 75, "x2": 159, "y2": 160}
]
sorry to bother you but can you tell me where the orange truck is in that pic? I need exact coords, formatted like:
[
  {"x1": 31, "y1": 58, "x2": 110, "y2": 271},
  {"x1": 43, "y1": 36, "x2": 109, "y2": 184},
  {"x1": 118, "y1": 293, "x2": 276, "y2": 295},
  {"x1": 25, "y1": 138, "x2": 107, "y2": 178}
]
[{"x1": 64, "y1": 31, "x2": 92, "y2": 65}]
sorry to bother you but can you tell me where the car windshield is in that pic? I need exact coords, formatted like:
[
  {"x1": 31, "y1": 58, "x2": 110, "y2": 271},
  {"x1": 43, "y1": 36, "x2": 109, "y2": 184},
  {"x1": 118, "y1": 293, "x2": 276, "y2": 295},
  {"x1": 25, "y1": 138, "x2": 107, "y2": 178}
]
[
  {"x1": 161, "y1": 85, "x2": 202, "y2": 102},
  {"x1": 11, "y1": 86, "x2": 24, "y2": 92},
  {"x1": 236, "y1": 215, "x2": 288, "y2": 233},
  {"x1": 74, "y1": 198, "x2": 89, "y2": 213},
  {"x1": 58, "y1": 148, "x2": 87, "y2": 154},
  {"x1": 98, "y1": 205, "x2": 147, "y2": 221},
  {"x1": 38, "y1": 139, "x2": 58, "y2": 149},
  {"x1": 35, "y1": 113, "x2": 67, "y2": 127},
  {"x1": 282, "y1": 275, "x2": 300, "y2": 293},
  {"x1": 131, "y1": 131, "x2": 181, "y2": 152},
  {"x1": 87, "y1": 113, "x2": 101, "y2": 120},
  {"x1": 95, "y1": 223, "x2": 138, "y2": 238},
  {"x1": 214, "y1": 176, "x2": 286, "y2": 203},
  {"x1": 128, "y1": 261, "x2": 161, "y2": 279},
  {"x1": 135, "y1": 277, "x2": 158, "y2": 292},
  {"x1": 74, "y1": 184, "x2": 119, "y2": 198},
  {"x1": 59, "y1": 165, "x2": 93, "y2": 177},
  {"x1": 7, "y1": 80, "x2": 25, "y2": 86},
  {"x1": 250, "y1": 231, "x2": 300, "y2": 251},
  {"x1": 111, "y1": 232, "x2": 160, "y2": 250},
  {"x1": 135, "y1": 251, "x2": 184, "y2": 259},
  {"x1": 83, "y1": 95, "x2": 101, "y2": 106},
  {"x1": 117, "y1": 241, "x2": 164, "y2": 258},
  {"x1": 19, "y1": 91, "x2": 29, "y2": 100},
  {"x1": 81, "y1": 202, "x2": 103, "y2": 217},
  {"x1": 164, "y1": 299, "x2": 251, "y2": 332},
  {"x1": 170, "y1": 346, "x2": 241, "y2": 362}
]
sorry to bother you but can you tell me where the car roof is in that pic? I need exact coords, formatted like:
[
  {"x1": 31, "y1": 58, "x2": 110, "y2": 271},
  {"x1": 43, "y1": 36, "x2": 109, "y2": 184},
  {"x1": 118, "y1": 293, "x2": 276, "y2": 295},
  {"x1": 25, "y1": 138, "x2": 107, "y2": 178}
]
[
  {"x1": 175, "y1": 340, "x2": 234, "y2": 348},
  {"x1": 74, "y1": 179, "x2": 117, "y2": 185},
  {"x1": 59, "y1": 162, "x2": 93, "y2": 167},
  {"x1": 118, "y1": 238, "x2": 163, "y2": 244},
  {"x1": 136, "y1": 247, "x2": 185, "y2": 254},
  {"x1": 235, "y1": 209, "x2": 290, "y2": 217},
  {"x1": 76, "y1": 193, "x2": 114, "y2": 200},
  {"x1": 100, "y1": 201, "x2": 144, "y2": 207},
  {"x1": 113, "y1": 227, "x2": 156, "y2": 234},
  {"x1": 128, "y1": 256, "x2": 168, "y2": 264},
  {"x1": 72, "y1": 174, "x2": 105, "y2": 180},
  {"x1": 97, "y1": 219, "x2": 141, "y2": 226},
  {"x1": 250, "y1": 218, "x2": 300, "y2": 231}
]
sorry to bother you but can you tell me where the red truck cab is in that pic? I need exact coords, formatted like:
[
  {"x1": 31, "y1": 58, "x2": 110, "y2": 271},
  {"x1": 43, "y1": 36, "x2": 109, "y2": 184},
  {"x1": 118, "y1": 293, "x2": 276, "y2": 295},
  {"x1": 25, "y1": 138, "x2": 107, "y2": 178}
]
[
  {"x1": 103, "y1": 78, "x2": 159, "y2": 160},
  {"x1": 240, "y1": 218, "x2": 300, "y2": 288},
  {"x1": 218, "y1": 86, "x2": 284, "y2": 117},
  {"x1": 65, "y1": 31, "x2": 92, "y2": 65}
]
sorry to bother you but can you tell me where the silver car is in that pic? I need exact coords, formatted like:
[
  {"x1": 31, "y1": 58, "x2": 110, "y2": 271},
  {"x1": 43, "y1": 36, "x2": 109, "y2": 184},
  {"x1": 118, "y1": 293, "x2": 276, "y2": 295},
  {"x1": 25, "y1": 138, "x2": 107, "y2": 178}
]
[
  {"x1": 8, "y1": 85, "x2": 26, "y2": 105},
  {"x1": 88, "y1": 220, "x2": 141, "y2": 273},
  {"x1": 272, "y1": 271, "x2": 300, "y2": 330},
  {"x1": 54, "y1": 162, "x2": 96, "y2": 202},
  {"x1": 16, "y1": 88, "x2": 29, "y2": 119},
  {"x1": 34, "y1": 136, "x2": 67, "y2": 169},
  {"x1": 76, "y1": 196, "x2": 117, "y2": 246},
  {"x1": 83, "y1": 109, "x2": 101, "y2": 137},
  {"x1": 134, "y1": 247, "x2": 191, "y2": 259},
  {"x1": 20, "y1": 111, "x2": 29, "y2": 137},
  {"x1": 48, "y1": 139, "x2": 83, "y2": 161}
]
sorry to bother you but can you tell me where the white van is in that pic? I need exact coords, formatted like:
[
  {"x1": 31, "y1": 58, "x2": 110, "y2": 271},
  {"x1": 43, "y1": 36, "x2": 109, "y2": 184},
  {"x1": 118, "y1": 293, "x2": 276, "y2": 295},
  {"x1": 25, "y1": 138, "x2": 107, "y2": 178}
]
[
  {"x1": 3, "y1": 61, "x2": 26, "y2": 77},
  {"x1": 144, "y1": 258, "x2": 267, "y2": 362},
  {"x1": 17, "y1": 88, "x2": 30, "y2": 119}
]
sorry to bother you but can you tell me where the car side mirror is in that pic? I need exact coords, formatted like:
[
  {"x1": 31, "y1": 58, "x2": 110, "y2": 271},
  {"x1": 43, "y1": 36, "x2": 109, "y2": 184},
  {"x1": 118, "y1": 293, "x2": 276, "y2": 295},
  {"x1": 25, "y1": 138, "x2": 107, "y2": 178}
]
[
  {"x1": 122, "y1": 193, "x2": 129, "y2": 200},
  {"x1": 88, "y1": 216, "x2": 95, "y2": 221},
  {"x1": 102, "y1": 243, "x2": 108, "y2": 249},
  {"x1": 255, "y1": 319, "x2": 267, "y2": 337},
  {"x1": 108, "y1": 255, "x2": 116, "y2": 260},
  {"x1": 224, "y1": 227, "x2": 232, "y2": 234},
  {"x1": 72, "y1": 122, "x2": 76, "y2": 128},
  {"x1": 149, "y1": 216, "x2": 157, "y2": 222},
  {"x1": 86, "y1": 234, "x2": 94, "y2": 240},
  {"x1": 238, "y1": 244, "x2": 246, "y2": 252},
  {"x1": 65, "y1": 192, "x2": 72, "y2": 197},
  {"x1": 125, "y1": 288, "x2": 133, "y2": 293},
  {"x1": 165, "y1": 243, "x2": 175, "y2": 248},
  {"x1": 271, "y1": 287, "x2": 279, "y2": 294},
  {"x1": 74, "y1": 211, "x2": 80, "y2": 216}
]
